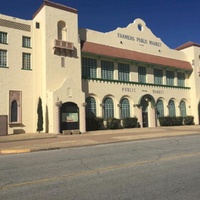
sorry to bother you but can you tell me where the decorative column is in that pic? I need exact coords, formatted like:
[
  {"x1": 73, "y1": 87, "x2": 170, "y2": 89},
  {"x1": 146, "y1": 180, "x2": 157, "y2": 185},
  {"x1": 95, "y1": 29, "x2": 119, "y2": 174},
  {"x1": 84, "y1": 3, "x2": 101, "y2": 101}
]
[
  {"x1": 133, "y1": 104, "x2": 142, "y2": 128},
  {"x1": 81, "y1": 103, "x2": 87, "y2": 133},
  {"x1": 151, "y1": 106, "x2": 156, "y2": 127},
  {"x1": 139, "y1": 106, "x2": 143, "y2": 128},
  {"x1": 55, "y1": 101, "x2": 62, "y2": 134}
]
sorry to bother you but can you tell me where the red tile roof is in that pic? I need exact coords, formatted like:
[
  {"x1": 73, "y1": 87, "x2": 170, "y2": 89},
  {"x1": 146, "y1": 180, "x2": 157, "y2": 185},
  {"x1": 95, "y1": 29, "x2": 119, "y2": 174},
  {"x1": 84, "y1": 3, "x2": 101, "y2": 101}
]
[
  {"x1": 176, "y1": 41, "x2": 200, "y2": 50},
  {"x1": 82, "y1": 41, "x2": 192, "y2": 71},
  {"x1": 33, "y1": 0, "x2": 77, "y2": 19}
]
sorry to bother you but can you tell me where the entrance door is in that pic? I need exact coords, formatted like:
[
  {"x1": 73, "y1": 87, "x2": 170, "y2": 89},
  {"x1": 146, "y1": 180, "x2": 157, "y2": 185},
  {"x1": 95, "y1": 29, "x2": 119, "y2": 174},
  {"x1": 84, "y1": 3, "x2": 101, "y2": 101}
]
[
  {"x1": 141, "y1": 97, "x2": 149, "y2": 128},
  {"x1": 60, "y1": 102, "x2": 79, "y2": 133},
  {"x1": 140, "y1": 94, "x2": 156, "y2": 128},
  {"x1": 142, "y1": 112, "x2": 148, "y2": 127}
]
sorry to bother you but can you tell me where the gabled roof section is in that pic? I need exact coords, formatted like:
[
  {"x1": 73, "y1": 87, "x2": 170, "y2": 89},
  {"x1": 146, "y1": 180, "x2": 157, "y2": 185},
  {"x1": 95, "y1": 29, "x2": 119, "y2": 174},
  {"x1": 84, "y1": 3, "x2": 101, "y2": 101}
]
[
  {"x1": 33, "y1": 0, "x2": 77, "y2": 19},
  {"x1": 176, "y1": 41, "x2": 200, "y2": 50},
  {"x1": 82, "y1": 41, "x2": 192, "y2": 71}
]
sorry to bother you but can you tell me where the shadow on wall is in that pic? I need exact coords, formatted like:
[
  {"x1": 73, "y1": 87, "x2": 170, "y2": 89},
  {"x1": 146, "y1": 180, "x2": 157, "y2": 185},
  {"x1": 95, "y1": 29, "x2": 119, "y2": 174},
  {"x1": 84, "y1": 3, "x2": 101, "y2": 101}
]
[
  {"x1": 54, "y1": 46, "x2": 79, "y2": 58},
  {"x1": 13, "y1": 129, "x2": 26, "y2": 134},
  {"x1": 45, "y1": 105, "x2": 49, "y2": 133},
  {"x1": 9, "y1": 123, "x2": 25, "y2": 134}
]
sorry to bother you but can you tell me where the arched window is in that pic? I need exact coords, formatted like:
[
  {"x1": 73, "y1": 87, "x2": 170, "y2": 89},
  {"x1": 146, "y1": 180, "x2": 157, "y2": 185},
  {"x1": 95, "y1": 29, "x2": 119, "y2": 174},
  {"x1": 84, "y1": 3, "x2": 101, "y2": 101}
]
[
  {"x1": 168, "y1": 100, "x2": 176, "y2": 117},
  {"x1": 156, "y1": 100, "x2": 164, "y2": 118},
  {"x1": 11, "y1": 100, "x2": 18, "y2": 122},
  {"x1": 57, "y1": 21, "x2": 66, "y2": 40},
  {"x1": 9, "y1": 91, "x2": 22, "y2": 124},
  {"x1": 180, "y1": 101, "x2": 186, "y2": 117},
  {"x1": 104, "y1": 97, "x2": 114, "y2": 119},
  {"x1": 86, "y1": 97, "x2": 96, "y2": 118},
  {"x1": 121, "y1": 98, "x2": 130, "y2": 119}
]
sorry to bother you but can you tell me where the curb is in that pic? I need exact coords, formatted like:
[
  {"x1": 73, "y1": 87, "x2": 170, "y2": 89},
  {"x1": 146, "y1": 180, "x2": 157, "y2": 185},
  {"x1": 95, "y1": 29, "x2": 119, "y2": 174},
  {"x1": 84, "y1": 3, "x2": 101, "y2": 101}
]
[
  {"x1": 0, "y1": 149, "x2": 31, "y2": 154},
  {"x1": 1, "y1": 132, "x2": 200, "y2": 155},
  {"x1": 0, "y1": 136, "x2": 57, "y2": 143}
]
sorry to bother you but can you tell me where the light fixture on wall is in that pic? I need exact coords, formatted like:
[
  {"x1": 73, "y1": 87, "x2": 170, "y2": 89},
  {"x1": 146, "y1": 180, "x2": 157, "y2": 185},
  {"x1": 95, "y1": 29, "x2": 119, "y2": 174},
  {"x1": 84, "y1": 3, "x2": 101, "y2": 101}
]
[
  {"x1": 55, "y1": 101, "x2": 62, "y2": 107},
  {"x1": 100, "y1": 103, "x2": 104, "y2": 107},
  {"x1": 82, "y1": 102, "x2": 87, "y2": 106}
]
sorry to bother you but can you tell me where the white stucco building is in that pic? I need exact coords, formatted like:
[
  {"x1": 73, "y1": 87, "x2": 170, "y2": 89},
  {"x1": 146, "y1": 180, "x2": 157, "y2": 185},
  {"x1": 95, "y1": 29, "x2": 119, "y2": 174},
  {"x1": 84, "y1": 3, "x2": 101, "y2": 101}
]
[{"x1": 0, "y1": 1, "x2": 200, "y2": 135}]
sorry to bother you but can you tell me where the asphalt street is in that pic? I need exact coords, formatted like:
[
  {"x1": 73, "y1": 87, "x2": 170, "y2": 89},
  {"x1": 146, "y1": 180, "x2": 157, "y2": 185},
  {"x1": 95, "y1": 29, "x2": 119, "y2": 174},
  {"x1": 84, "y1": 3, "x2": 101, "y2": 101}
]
[{"x1": 0, "y1": 135, "x2": 200, "y2": 200}]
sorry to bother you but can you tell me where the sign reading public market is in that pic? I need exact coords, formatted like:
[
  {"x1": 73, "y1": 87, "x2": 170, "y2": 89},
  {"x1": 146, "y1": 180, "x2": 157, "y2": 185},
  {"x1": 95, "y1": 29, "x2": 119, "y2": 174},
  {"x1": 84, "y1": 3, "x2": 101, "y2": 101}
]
[{"x1": 117, "y1": 33, "x2": 162, "y2": 47}]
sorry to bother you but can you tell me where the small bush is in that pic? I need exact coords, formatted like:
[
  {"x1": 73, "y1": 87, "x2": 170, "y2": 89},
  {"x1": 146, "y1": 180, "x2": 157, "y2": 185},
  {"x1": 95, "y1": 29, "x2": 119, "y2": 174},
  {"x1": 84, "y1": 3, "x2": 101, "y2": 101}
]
[
  {"x1": 107, "y1": 118, "x2": 121, "y2": 129},
  {"x1": 159, "y1": 116, "x2": 183, "y2": 126},
  {"x1": 172, "y1": 116, "x2": 183, "y2": 126},
  {"x1": 122, "y1": 117, "x2": 138, "y2": 128},
  {"x1": 86, "y1": 117, "x2": 104, "y2": 131},
  {"x1": 159, "y1": 116, "x2": 172, "y2": 126},
  {"x1": 183, "y1": 116, "x2": 194, "y2": 125}
]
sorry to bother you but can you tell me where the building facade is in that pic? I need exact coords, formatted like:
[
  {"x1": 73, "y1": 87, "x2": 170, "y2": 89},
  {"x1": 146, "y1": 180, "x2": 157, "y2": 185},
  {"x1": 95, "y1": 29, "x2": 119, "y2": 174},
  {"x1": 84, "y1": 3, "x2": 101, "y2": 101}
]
[{"x1": 0, "y1": 1, "x2": 200, "y2": 134}]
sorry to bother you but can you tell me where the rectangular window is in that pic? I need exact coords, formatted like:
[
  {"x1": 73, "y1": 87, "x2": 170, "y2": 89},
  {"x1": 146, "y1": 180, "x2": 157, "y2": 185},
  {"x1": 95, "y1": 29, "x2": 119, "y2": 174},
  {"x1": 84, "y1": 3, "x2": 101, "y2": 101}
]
[
  {"x1": 61, "y1": 57, "x2": 65, "y2": 67},
  {"x1": 101, "y1": 60, "x2": 114, "y2": 80},
  {"x1": 138, "y1": 66, "x2": 146, "y2": 83},
  {"x1": 0, "y1": 32, "x2": 7, "y2": 44},
  {"x1": 36, "y1": 22, "x2": 40, "y2": 29},
  {"x1": 22, "y1": 53, "x2": 31, "y2": 70},
  {"x1": 22, "y1": 36, "x2": 31, "y2": 48},
  {"x1": 118, "y1": 63, "x2": 130, "y2": 81},
  {"x1": 177, "y1": 72, "x2": 185, "y2": 87},
  {"x1": 82, "y1": 57, "x2": 97, "y2": 78},
  {"x1": 166, "y1": 70, "x2": 174, "y2": 86},
  {"x1": 154, "y1": 68, "x2": 163, "y2": 85},
  {"x1": 0, "y1": 50, "x2": 7, "y2": 67}
]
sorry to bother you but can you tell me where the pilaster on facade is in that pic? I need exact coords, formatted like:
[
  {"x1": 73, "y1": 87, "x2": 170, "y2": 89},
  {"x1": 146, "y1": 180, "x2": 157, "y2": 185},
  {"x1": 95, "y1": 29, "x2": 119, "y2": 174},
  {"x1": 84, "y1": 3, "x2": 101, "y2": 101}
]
[
  {"x1": 80, "y1": 103, "x2": 86, "y2": 133},
  {"x1": 55, "y1": 101, "x2": 62, "y2": 134}
]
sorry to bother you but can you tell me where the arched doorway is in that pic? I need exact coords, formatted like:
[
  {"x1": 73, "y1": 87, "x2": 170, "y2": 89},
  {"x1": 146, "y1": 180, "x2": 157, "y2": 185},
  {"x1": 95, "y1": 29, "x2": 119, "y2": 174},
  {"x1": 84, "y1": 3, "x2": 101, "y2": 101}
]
[
  {"x1": 139, "y1": 94, "x2": 156, "y2": 128},
  {"x1": 60, "y1": 102, "x2": 79, "y2": 133}
]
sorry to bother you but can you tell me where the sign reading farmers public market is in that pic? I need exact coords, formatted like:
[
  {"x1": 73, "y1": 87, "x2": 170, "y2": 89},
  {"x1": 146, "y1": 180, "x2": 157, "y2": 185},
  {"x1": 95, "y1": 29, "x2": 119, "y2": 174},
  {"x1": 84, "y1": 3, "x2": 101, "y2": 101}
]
[{"x1": 117, "y1": 33, "x2": 162, "y2": 47}]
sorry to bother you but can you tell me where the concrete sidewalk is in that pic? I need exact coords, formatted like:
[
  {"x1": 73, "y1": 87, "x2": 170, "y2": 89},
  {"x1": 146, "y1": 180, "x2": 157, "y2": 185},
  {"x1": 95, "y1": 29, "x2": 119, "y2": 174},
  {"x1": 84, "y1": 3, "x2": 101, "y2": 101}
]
[{"x1": 0, "y1": 126, "x2": 200, "y2": 155}]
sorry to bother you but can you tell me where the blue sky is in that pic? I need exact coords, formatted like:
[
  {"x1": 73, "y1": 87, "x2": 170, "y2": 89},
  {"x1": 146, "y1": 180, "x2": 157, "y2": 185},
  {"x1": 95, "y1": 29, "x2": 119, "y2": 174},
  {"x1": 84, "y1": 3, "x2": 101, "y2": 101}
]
[{"x1": 1, "y1": 0, "x2": 199, "y2": 49}]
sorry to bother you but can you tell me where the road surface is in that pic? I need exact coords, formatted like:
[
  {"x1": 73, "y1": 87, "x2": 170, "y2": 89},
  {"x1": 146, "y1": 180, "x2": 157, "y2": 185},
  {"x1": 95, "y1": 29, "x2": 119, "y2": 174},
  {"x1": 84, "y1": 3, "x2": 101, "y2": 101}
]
[{"x1": 0, "y1": 135, "x2": 200, "y2": 199}]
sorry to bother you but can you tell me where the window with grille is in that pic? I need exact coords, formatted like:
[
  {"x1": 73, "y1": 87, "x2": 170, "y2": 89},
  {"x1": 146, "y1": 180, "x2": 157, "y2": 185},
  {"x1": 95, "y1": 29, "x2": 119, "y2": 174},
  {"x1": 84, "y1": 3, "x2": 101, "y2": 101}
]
[
  {"x1": 177, "y1": 72, "x2": 185, "y2": 87},
  {"x1": 82, "y1": 57, "x2": 97, "y2": 78},
  {"x1": 154, "y1": 68, "x2": 163, "y2": 85},
  {"x1": 0, "y1": 32, "x2": 7, "y2": 44},
  {"x1": 118, "y1": 63, "x2": 130, "y2": 81},
  {"x1": 166, "y1": 70, "x2": 174, "y2": 86},
  {"x1": 156, "y1": 100, "x2": 164, "y2": 118},
  {"x1": 168, "y1": 100, "x2": 176, "y2": 117},
  {"x1": 180, "y1": 101, "x2": 186, "y2": 117},
  {"x1": 101, "y1": 60, "x2": 114, "y2": 80},
  {"x1": 0, "y1": 49, "x2": 7, "y2": 67},
  {"x1": 121, "y1": 98, "x2": 130, "y2": 119},
  {"x1": 86, "y1": 97, "x2": 96, "y2": 118},
  {"x1": 138, "y1": 66, "x2": 146, "y2": 83},
  {"x1": 104, "y1": 97, "x2": 114, "y2": 119},
  {"x1": 22, "y1": 53, "x2": 31, "y2": 70},
  {"x1": 22, "y1": 36, "x2": 31, "y2": 48}
]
